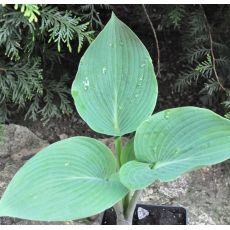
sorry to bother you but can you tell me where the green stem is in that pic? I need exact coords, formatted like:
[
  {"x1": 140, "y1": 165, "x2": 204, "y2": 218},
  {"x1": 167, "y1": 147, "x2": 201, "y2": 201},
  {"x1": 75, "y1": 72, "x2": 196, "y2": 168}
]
[
  {"x1": 122, "y1": 192, "x2": 130, "y2": 213},
  {"x1": 124, "y1": 190, "x2": 142, "y2": 224},
  {"x1": 113, "y1": 201, "x2": 129, "y2": 225},
  {"x1": 114, "y1": 136, "x2": 122, "y2": 168}
]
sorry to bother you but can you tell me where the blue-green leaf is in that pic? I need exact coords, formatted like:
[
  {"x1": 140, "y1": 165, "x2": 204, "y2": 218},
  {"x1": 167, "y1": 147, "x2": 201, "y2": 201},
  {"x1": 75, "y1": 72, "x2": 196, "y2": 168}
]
[
  {"x1": 0, "y1": 137, "x2": 128, "y2": 221},
  {"x1": 120, "y1": 107, "x2": 230, "y2": 189},
  {"x1": 71, "y1": 13, "x2": 158, "y2": 136}
]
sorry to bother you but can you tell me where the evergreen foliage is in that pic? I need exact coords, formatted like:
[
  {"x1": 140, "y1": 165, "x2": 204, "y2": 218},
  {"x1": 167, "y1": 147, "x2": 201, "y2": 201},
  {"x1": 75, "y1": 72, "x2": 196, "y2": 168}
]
[
  {"x1": 1, "y1": 4, "x2": 229, "y2": 123},
  {"x1": 14, "y1": 4, "x2": 40, "y2": 23},
  {"x1": 163, "y1": 5, "x2": 230, "y2": 117},
  {"x1": 0, "y1": 4, "x2": 98, "y2": 123}
]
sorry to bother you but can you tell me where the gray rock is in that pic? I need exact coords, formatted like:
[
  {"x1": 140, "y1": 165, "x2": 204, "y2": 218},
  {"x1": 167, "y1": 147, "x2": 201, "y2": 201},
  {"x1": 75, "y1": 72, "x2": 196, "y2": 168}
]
[
  {"x1": 140, "y1": 162, "x2": 230, "y2": 225},
  {"x1": 0, "y1": 124, "x2": 48, "y2": 159},
  {"x1": 0, "y1": 125, "x2": 103, "y2": 225},
  {"x1": 59, "y1": 133, "x2": 68, "y2": 140}
]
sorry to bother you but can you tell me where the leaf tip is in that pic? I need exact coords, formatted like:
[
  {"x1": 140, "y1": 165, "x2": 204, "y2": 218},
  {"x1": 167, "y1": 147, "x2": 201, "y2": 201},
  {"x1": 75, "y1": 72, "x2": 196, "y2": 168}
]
[{"x1": 111, "y1": 11, "x2": 118, "y2": 21}]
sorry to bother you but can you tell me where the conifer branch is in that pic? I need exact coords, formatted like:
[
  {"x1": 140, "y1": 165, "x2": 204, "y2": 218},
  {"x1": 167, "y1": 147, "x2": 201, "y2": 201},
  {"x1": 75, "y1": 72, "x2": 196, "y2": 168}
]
[
  {"x1": 200, "y1": 5, "x2": 226, "y2": 91},
  {"x1": 0, "y1": 67, "x2": 7, "y2": 73}
]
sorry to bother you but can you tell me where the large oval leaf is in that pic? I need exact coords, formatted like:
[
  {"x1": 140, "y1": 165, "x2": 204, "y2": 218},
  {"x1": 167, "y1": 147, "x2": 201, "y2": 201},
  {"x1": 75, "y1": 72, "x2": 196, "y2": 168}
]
[
  {"x1": 71, "y1": 13, "x2": 158, "y2": 136},
  {"x1": 0, "y1": 137, "x2": 128, "y2": 221},
  {"x1": 120, "y1": 107, "x2": 230, "y2": 189}
]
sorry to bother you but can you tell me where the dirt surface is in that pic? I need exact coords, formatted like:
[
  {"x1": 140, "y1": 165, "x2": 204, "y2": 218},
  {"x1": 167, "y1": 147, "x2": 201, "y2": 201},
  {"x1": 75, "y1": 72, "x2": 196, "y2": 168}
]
[
  {"x1": 101, "y1": 208, "x2": 117, "y2": 225},
  {"x1": 11, "y1": 114, "x2": 106, "y2": 144}
]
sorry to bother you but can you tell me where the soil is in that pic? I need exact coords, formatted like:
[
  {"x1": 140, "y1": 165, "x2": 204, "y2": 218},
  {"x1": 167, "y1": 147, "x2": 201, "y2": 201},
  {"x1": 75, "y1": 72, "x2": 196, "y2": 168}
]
[
  {"x1": 101, "y1": 208, "x2": 117, "y2": 225},
  {"x1": 102, "y1": 204, "x2": 187, "y2": 225},
  {"x1": 11, "y1": 113, "x2": 107, "y2": 144}
]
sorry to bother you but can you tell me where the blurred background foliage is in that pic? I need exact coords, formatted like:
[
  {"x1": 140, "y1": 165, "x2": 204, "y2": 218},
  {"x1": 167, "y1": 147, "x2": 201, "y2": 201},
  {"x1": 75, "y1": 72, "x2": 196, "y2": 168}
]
[
  {"x1": 0, "y1": 4, "x2": 230, "y2": 124},
  {"x1": 0, "y1": 4, "x2": 109, "y2": 123}
]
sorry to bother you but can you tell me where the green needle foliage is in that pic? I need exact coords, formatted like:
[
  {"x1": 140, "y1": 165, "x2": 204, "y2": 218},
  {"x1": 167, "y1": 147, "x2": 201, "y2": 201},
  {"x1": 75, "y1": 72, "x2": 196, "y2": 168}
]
[
  {"x1": 0, "y1": 13, "x2": 230, "y2": 225},
  {"x1": 0, "y1": 4, "x2": 96, "y2": 123},
  {"x1": 164, "y1": 5, "x2": 230, "y2": 117},
  {"x1": 40, "y1": 6, "x2": 94, "y2": 53},
  {"x1": 14, "y1": 4, "x2": 41, "y2": 23}
]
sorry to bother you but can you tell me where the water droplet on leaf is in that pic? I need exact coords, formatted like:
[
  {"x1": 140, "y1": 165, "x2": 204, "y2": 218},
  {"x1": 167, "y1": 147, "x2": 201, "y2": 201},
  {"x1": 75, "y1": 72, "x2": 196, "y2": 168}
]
[
  {"x1": 83, "y1": 78, "x2": 89, "y2": 90},
  {"x1": 164, "y1": 111, "x2": 170, "y2": 120},
  {"x1": 102, "y1": 67, "x2": 107, "y2": 74},
  {"x1": 146, "y1": 119, "x2": 151, "y2": 123},
  {"x1": 173, "y1": 148, "x2": 180, "y2": 156},
  {"x1": 65, "y1": 162, "x2": 70, "y2": 166},
  {"x1": 141, "y1": 63, "x2": 146, "y2": 68}
]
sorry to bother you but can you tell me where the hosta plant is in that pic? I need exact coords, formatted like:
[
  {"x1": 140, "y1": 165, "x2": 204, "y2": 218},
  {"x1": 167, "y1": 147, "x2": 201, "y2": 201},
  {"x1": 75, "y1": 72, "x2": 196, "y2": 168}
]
[{"x1": 0, "y1": 13, "x2": 230, "y2": 225}]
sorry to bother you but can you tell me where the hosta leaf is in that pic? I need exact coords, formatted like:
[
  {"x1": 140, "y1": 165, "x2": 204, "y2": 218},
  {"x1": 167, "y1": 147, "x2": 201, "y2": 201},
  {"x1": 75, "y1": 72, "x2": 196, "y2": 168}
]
[
  {"x1": 120, "y1": 138, "x2": 135, "y2": 165},
  {"x1": 71, "y1": 13, "x2": 158, "y2": 136},
  {"x1": 0, "y1": 137, "x2": 128, "y2": 221},
  {"x1": 120, "y1": 107, "x2": 230, "y2": 189}
]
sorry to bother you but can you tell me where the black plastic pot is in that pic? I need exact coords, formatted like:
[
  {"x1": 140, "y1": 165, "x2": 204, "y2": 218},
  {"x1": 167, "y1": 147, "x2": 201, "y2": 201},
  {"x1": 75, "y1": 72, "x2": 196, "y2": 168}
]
[{"x1": 102, "y1": 204, "x2": 187, "y2": 225}]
